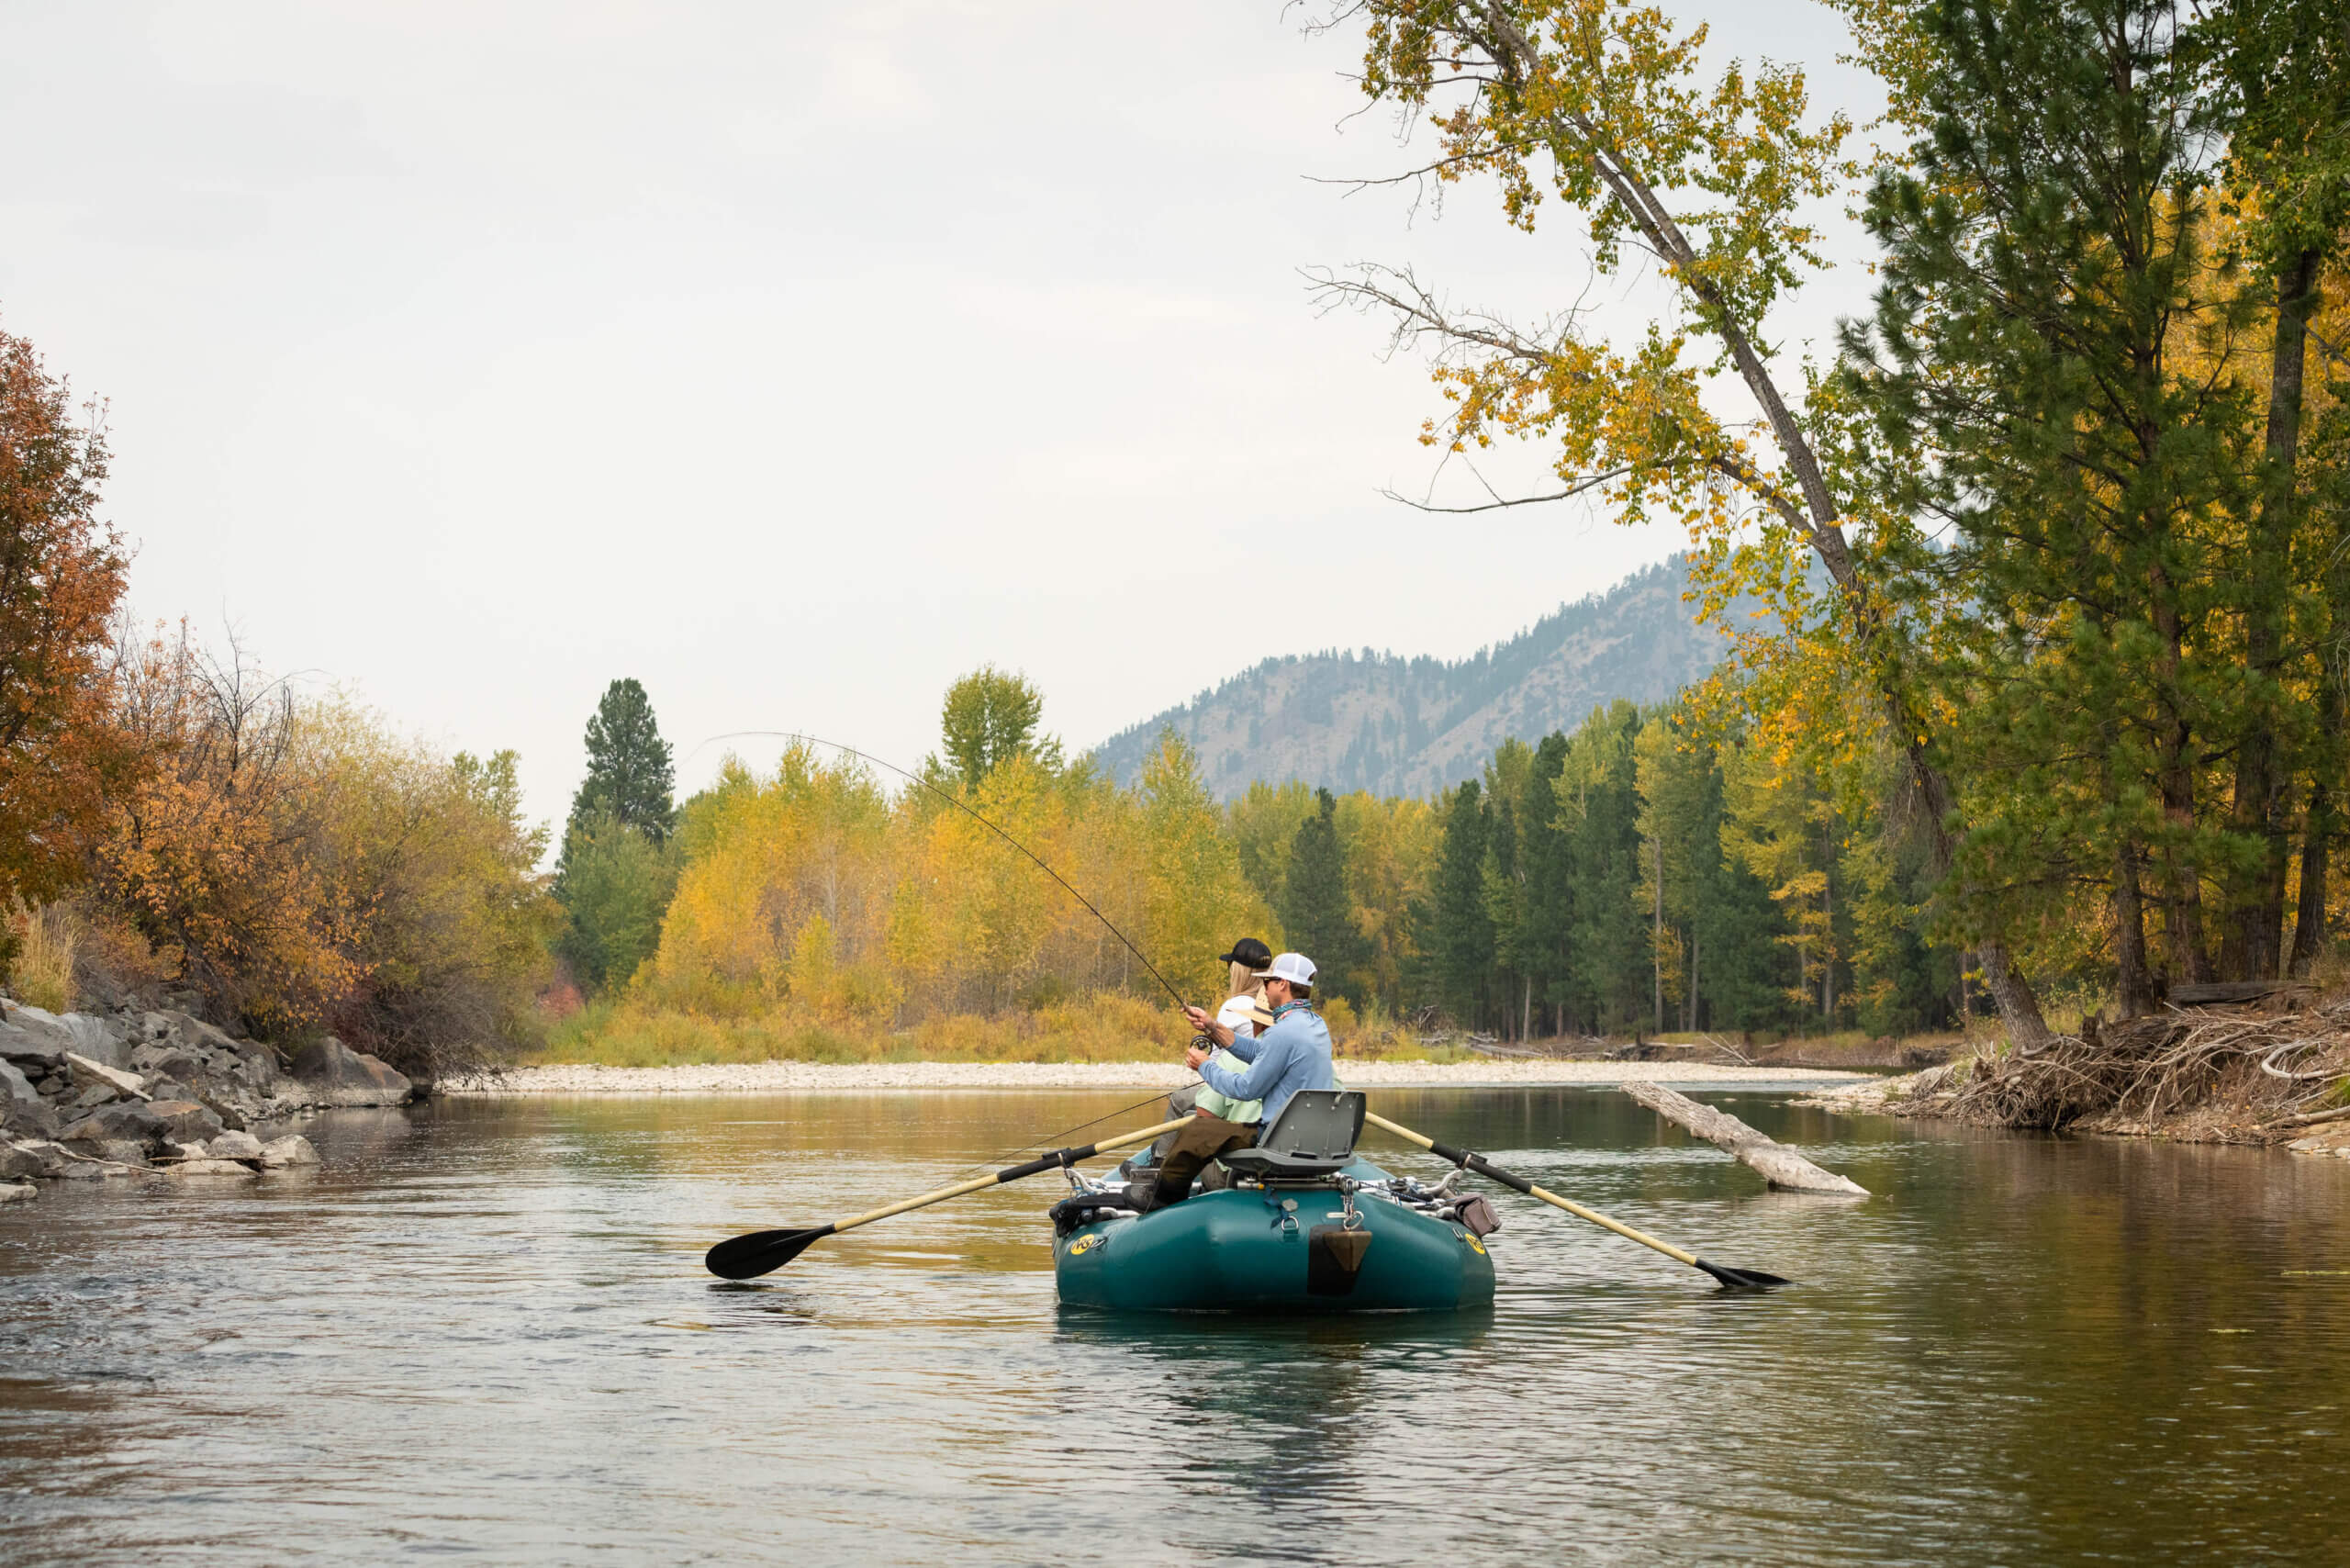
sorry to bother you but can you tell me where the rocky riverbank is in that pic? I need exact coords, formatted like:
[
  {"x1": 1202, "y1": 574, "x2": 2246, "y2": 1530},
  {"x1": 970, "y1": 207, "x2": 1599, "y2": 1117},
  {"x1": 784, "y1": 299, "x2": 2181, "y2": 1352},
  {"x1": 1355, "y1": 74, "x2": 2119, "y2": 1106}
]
[{"x1": 0, "y1": 998, "x2": 419, "y2": 1202}]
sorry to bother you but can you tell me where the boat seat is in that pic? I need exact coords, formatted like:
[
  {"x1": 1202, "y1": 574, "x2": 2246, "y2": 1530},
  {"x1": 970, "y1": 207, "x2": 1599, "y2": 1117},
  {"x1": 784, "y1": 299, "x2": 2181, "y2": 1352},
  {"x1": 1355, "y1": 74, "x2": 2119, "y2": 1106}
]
[{"x1": 1216, "y1": 1091, "x2": 1367, "y2": 1182}]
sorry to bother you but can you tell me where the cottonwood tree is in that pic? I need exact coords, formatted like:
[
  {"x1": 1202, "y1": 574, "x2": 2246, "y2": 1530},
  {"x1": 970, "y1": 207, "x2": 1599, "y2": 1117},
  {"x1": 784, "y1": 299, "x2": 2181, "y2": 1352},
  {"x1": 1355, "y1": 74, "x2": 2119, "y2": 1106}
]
[
  {"x1": 1311, "y1": 0, "x2": 2056, "y2": 1047},
  {"x1": 938, "y1": 665, "x2": 1052, "y2": 790}
]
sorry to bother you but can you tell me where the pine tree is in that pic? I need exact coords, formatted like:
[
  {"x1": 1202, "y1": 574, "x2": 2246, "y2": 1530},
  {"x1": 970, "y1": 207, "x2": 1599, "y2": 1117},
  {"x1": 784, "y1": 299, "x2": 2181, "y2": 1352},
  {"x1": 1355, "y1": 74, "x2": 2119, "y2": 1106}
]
[
  {"x1": 1560, "y1": 705, "x2": 1648, "y2": 1033},
  {"x1": 554, "y1": 678, "x2": 678, "y2": 992},
  {"x1": 567, "y1": 678, "x2": 677, "y2": 844},
  {"x1": 1519, "y1": 733, "x2": 1576, "y2": 1035},
  {"x1": 1424, "y1": 779, "x2": 1495, "y2": 1028},
  {"x1": 1281, "y1": 788, "x2": 1369, "y2": 1002},
  {"x1": 1843, "y1": 0, "x2": 2265, "y2": 1001}
]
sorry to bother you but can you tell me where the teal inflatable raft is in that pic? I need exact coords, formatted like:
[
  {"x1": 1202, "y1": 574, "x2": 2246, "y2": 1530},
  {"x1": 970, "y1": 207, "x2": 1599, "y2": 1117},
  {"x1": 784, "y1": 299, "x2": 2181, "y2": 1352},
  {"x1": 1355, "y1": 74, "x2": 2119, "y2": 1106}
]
[{"x1": 1048, "y1": 1092, "x2": 1496, "y2": 1314}]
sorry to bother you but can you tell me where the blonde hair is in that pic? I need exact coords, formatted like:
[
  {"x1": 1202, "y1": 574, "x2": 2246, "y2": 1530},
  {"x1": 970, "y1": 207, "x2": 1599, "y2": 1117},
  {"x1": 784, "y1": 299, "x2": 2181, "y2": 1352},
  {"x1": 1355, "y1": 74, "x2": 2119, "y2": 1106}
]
[{"x1": 1227, "y1": 961, "x2": 1266, "y2": 1002}]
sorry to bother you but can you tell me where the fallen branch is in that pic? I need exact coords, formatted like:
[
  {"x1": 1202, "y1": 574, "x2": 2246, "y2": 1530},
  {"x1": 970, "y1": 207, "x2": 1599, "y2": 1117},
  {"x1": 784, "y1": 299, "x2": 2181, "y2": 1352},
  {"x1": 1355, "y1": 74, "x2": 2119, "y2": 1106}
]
[
  {"x1": 1621, "y1": 1081, "x2": 1869, "y2": 1195},
  {"x1": 2266, "y1": 1103, "x2": 2350, "y2": 1130}
]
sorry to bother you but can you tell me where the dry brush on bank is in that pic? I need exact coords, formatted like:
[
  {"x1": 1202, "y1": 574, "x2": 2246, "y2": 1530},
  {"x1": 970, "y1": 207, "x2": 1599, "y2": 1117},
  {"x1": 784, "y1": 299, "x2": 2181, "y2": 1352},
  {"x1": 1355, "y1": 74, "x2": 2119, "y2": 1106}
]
[{"x1": 1844, "y1": 994, "x2": 2350, "y2": 1142}]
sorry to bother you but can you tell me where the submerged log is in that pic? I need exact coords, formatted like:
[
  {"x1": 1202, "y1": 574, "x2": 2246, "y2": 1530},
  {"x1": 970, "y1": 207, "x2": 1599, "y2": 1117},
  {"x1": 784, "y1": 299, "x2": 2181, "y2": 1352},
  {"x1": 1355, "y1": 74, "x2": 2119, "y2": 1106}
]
[{"x1": 1621, "y1": 1081, "x2": 1869, "y2": 1195}]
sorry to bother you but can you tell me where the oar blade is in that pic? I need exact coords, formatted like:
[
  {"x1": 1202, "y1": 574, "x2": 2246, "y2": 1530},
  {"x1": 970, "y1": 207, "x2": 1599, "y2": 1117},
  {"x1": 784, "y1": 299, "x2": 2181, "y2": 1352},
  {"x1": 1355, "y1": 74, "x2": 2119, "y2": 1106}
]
[
  {"x1": 705, "y1": 1225, "x2": 832, "y2": 1281},
  {"x1": 1695, "y1": 1259, "x2": 1793, "y2": 1291}
]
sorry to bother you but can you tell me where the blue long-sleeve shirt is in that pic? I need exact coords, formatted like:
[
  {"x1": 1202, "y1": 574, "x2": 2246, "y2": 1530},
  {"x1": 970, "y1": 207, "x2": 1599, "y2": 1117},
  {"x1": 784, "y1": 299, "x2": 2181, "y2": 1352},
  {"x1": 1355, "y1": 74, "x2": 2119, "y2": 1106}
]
[{"x1": 1198, "y1": 1005, "x2": 1335, "y2": 1129}]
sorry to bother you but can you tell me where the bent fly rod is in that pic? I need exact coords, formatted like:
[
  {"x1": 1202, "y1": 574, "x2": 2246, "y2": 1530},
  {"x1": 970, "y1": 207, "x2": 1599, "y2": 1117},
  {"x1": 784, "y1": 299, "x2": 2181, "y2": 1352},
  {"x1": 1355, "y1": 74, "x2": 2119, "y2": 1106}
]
[{"x1": 689, "y1": 731, "x2": 1207, "y2": 1279}]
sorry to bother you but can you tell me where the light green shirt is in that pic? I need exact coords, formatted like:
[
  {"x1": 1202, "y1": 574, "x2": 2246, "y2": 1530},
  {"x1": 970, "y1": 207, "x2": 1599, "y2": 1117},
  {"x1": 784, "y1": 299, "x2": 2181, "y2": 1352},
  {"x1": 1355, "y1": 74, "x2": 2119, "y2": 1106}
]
[{"x1": 1197, "y1": 998, "x2": 1266, "y2": 1122}]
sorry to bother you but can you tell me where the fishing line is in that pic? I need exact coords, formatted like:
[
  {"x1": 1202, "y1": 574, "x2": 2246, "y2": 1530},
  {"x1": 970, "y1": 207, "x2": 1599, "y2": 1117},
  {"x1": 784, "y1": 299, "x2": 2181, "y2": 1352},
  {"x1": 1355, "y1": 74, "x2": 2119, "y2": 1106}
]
[{"x1": 684, "y1": 729, "x2": 1213, "y2": 1179}]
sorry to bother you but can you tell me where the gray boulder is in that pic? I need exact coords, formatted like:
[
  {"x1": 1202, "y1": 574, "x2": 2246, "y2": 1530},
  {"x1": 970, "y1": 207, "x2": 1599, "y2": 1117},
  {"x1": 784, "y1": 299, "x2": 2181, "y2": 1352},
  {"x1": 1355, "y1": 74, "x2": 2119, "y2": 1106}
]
[
  {"x1": 129, "y1": 1042, "x2": 205, "y2": 1081},
  {"x1": 92, "y1": 1138, "x2": 150, "y2": 1167},
  {"x1": 64, "y1": 1052, "x2": 148, "y2": 1101},
  {"x1": 0, "y1": 1181, "x2": 32, "y2": 1204},
  {"x1": 224, "y1": 1038, "x2": 279, "y2": 1092},
  {"x1": 207, "y1": 1130, "x2": 264, "y2": 1161},
  {"x1": 59, "y1": 1102, "x2": 167, "y2": 1145},
  {"x1": 257, "y1": 1134, "x2": 321, "y2": 1169},
  {"x1": 7, "y1": 1002, "x2": 73, "y2": 1034},
  {"x1": 160, "y1": 1011, "x2": 251, "y2": 1060},
  {"x1": 0, "y1": 1005, "x2": 73, "y2": 1070},
  {"x1": 1, "y1": 1140, "x2": 64, "y2": 1179},
  {"x1": 145, "y1": 1100, "x2": 225, "y2": 1143},
  {"x1": 1, "y1": 1095, "x2": 60, "y2": 1139},
  {"x1": 288, "y1": 1036, "x2": 412, "y2": 1107},
  {"x1": 1, "y1": 1058, "x2": 38, "y2": 1106},
  {"x1": 165, "y1": 1158, "x2": 257, "y2": 1178},
  {"x1": 59, "y1": 1014, "x2": 129, "y2": 1069}
]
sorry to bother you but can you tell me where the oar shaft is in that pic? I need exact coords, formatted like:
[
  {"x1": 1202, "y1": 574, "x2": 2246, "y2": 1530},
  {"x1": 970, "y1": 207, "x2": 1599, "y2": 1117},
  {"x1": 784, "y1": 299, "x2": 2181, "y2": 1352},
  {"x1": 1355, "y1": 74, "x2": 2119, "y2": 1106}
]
[
  {"x1": 830, "y1": 1115, "x2": 1190, "y2": 1236},
  {"x1": 1361, "y1": 1110, "x2": 1699, "y2": 1268}
]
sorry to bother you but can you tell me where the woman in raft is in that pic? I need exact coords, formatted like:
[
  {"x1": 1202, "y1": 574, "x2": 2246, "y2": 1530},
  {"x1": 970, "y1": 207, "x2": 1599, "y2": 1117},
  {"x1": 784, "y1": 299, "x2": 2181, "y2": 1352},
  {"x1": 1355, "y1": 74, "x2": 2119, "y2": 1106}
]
[
  {"x1": 1192, "y1": 936, "x2": 1273, "y2": 1126},
  {"x1": 1132, "y1": 937, "x2": 1270, "y2": 1195}
]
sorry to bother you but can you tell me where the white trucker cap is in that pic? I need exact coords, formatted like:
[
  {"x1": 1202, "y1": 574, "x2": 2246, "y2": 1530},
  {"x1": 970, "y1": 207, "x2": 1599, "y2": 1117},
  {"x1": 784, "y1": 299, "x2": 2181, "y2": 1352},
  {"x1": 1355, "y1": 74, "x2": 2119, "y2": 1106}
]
[{"x1": 1256, "y1": 952, "x2": 1316, "y2": 988}]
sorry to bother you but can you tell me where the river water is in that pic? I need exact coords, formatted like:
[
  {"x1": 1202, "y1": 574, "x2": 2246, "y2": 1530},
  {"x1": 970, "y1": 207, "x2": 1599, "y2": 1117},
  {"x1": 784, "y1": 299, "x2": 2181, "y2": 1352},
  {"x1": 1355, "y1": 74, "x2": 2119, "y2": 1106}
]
[{"x1": 5, "y1": 1087, "x2": 2348, "y2": 1564}]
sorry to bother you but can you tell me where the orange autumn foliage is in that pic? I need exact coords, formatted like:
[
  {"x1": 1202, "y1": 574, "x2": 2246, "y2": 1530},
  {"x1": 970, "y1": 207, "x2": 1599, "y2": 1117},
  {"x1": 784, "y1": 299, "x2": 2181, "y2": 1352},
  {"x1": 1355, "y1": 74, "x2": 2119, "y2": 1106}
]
[{"x1": 0, "y1": 325, "x2": 132, "y2": 907}]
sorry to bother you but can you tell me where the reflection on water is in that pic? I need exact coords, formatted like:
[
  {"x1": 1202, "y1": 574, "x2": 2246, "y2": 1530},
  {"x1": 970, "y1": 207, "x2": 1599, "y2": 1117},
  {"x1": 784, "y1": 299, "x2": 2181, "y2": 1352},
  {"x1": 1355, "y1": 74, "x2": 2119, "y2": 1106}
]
[{"x1": 5, "y1": 1088, "x2": 2349, "y2": 1564}]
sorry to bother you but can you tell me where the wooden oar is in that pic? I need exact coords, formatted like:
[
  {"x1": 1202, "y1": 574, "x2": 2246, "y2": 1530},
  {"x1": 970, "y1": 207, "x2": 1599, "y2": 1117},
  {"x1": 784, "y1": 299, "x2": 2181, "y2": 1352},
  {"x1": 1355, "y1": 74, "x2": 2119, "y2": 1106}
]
[
  {"x1": 704, "y1": 1114, "x2": 1191, "y2": 1281},
  {"x1": 1363, "y1": 1110, "x2": 1792, "y2": 1291}
]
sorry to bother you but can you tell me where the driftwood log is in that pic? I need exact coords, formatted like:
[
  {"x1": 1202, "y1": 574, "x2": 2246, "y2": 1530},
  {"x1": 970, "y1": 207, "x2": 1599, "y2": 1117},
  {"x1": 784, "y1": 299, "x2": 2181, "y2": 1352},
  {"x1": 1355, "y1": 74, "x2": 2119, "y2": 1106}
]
[{"x1": 1621, "y1": 1081, "x2": 1869, "y2": 1195}]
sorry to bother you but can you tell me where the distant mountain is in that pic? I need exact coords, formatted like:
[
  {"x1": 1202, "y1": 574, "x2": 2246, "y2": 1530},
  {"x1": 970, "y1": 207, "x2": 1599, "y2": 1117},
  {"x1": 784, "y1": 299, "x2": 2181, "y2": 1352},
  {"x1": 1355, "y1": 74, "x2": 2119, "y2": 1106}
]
[{"x1": 1087, "y1": 558, "x2": 1730, "y2": 801}]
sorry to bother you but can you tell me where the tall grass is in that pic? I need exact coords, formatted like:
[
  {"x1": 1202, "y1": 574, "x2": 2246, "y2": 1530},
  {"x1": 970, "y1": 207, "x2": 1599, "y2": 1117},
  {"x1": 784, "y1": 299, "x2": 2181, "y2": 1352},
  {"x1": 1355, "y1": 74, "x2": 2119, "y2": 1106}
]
[{"x1": 6, "y1": 902, "x2": 78, "y2": 1014}]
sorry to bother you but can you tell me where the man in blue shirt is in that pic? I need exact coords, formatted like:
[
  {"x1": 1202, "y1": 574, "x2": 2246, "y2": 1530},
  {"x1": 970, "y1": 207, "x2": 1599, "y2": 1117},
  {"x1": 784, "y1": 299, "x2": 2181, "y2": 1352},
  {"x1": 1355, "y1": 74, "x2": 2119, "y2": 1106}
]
[
  {"x1": 1132, "y1": 952, "x2": 1336, "y2": 1211},
  {"x1": 1183, "y1": 952, "x2": 1334, "y2": 1129}
]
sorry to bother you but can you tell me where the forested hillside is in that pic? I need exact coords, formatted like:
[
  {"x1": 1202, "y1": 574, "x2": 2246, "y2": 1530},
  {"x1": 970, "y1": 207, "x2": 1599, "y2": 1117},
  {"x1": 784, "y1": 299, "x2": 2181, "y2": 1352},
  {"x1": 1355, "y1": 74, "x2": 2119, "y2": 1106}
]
[{"x1": 1088, "y1": 560, "x2": 1725, "y2": 799}]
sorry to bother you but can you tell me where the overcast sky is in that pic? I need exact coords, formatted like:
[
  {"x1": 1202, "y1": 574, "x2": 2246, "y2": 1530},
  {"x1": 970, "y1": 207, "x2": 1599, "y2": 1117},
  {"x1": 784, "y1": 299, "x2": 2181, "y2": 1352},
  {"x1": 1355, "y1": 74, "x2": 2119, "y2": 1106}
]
[{"x1": 0, "y1": 0, "x2": 1883, "y2": 830}]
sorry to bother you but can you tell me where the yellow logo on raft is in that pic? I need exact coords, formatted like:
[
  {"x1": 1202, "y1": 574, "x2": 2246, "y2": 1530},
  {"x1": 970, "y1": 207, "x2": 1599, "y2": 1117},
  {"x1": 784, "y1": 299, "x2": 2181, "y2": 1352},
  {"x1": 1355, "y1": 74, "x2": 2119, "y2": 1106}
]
[
  {"x1": 1460, "y1": 1232, "x2": 1487, "y2": 1255},
  {"x1": 1067, "y1": 1234, "x2": 1104, "y2": 1257}
]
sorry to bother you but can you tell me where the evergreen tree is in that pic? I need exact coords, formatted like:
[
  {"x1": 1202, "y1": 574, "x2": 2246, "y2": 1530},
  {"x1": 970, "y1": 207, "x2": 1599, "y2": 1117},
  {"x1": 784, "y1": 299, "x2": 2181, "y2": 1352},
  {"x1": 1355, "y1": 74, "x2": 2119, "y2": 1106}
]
[
  {"x1": 552, "y1": 810, "x2": 677, "y2": 993},
  {"x1": 1519, "y1": 733, "x2": 1576, "y2": 1034},
  {"x1": 1560, "y1": 705, "x2": 1648, "y2": 1033},
  {"x1": 1281, "y1": 788, "x2": 1369, "y2": 1002},
  {"x1": 554, "y1": 678, "x2": 678, "y2": 992},
  {"x1": 2195, "y1": 0, "x2": 2350, "y2": 975},
  {"x1": 566, "y1": 678, "x2": 677, "y2": 844},
  {"x1": 1843, "y1": 0, "x2": 2264, "y2": 1001},
  {"x1": 1424, "y1": 779, "x2": 1495, "y2": 1027},
  {"x1": 1481, "y1": 740, "x2": 1535, "y2": 1038}
]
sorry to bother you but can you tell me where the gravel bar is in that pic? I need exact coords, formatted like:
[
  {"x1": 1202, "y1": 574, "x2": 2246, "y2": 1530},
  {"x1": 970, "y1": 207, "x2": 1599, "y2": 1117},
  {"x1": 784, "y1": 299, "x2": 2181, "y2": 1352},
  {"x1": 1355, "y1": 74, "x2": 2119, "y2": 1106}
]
[{"x1": 444, "y1": 1059, "x2": 1871, "y2": 1095}]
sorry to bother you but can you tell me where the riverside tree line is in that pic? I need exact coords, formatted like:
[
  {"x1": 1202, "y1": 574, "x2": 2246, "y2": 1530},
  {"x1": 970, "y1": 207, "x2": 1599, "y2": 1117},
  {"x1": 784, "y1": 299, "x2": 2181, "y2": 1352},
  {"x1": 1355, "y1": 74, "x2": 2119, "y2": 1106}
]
[{"x1": 552, "y1": 667, "x2": 1989, "y2": 1047}]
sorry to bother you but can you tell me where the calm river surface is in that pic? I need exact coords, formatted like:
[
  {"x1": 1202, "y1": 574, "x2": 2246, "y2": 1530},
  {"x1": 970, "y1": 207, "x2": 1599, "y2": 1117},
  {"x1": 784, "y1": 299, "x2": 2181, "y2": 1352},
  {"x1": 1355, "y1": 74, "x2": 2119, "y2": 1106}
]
[{"x1": 6, "y1": 1087, "x2": 2349, "y2": 1564}]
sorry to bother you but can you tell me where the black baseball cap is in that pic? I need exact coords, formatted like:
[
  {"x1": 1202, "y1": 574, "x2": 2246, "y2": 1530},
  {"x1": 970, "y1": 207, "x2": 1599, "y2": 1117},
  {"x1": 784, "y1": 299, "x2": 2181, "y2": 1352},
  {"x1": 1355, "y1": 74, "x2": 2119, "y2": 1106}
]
[{"x1": 1217, "y1": 937, "x2": 1273, "y2": 969}]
